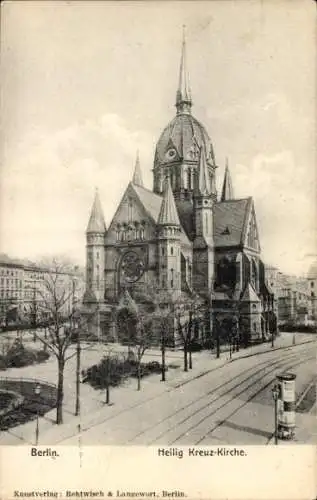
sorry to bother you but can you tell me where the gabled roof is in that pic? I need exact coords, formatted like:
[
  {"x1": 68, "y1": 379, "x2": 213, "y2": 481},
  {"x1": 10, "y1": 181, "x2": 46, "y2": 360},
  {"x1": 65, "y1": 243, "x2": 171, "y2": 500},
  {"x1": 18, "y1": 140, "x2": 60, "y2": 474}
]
[
  {"x1": 131, "y1": 184, "x2": 163, "y2": 223},
  {"x1": 242, "y1": 198, "x2": 261, "y2": 252},
  {"x1": 158, "y1": 177, "x2": 180, "y2": 226},
  {"x1": 83, "y1": 289, "x2": 97, "y2": 304},
  {"x1": 86, "y1": 189, "x2": 106, "y2": 234},
  {"x1": 175, "y1": 200, "x2": 194, "y2": 240},
  {"x1": 213, "y1": 198, "x2": 252, "y2": 248},
  {"x1": 241, "y1": 283, "x2": 260, "y2": 302}
]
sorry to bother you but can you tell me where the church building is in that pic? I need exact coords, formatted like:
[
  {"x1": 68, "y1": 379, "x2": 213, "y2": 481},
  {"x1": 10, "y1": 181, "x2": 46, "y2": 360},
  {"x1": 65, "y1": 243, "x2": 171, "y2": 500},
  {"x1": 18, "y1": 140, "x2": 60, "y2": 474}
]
[{"x1": 83, "y1": 33, "x2": 276, "y2": 347}]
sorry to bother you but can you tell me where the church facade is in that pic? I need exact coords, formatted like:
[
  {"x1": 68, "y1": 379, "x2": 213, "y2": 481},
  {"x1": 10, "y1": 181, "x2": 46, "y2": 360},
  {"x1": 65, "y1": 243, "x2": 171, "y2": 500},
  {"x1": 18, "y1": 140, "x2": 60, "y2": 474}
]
[{"x1": 83, "y1": 35, "x2": 276, "y2": 347}]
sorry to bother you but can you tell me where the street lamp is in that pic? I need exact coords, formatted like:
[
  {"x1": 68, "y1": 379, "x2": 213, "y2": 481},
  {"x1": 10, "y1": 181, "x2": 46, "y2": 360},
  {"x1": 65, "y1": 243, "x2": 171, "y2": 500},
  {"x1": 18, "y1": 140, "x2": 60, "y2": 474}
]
[
  {"x1": 34, "y1": 383, "x2": 41, "y2": 445},
  {"x1": 272, "y1": 384, "x2": 279, "y2": 445}
]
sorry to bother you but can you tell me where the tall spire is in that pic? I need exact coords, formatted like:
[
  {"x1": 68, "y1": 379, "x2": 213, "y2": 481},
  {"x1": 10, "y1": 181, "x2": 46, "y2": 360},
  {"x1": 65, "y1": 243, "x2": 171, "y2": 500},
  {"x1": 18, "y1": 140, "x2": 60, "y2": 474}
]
[
  {"x1": 176, "y1": 25, "x2": 192, "y2": 115},
  {"x1": 195, "y1": 145, "x2": 212, "y2": 196},
  {"x1": 86, "y1": 188, "x2": 106, "y2": 233},
  {"x1": 158, "y1": 176, "x2": 180, "y2": 226},
  {"x1": 221, "y1": 158, "x2": 234, "y2": 201},
  {"x1": 132, "y1": 150, "x2": 144, "y2": 187}
]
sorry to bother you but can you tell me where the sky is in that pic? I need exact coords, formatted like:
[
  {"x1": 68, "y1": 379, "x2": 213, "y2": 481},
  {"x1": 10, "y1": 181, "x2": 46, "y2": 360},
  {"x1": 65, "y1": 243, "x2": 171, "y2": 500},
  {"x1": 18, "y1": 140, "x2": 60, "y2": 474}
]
[{"x1": 0, "y1": 0, "x2": 316, "y2": 276}]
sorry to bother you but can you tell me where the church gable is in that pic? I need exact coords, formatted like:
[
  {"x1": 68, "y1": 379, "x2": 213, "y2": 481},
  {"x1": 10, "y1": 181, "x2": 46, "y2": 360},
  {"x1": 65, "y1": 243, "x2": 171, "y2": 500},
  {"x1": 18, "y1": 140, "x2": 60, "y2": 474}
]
[
  {"x1": 105, "y1": 183, "x2": 157, "y2": 245},
  {"x1": 242, "y1": 200, "x2": 261, "y2": 252}
]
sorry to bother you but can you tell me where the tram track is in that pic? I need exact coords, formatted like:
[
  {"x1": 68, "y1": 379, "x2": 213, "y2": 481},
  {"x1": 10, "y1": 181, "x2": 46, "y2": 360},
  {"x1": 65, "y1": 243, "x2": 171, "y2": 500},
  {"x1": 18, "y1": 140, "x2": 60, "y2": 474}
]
[
  {"x1": 68, "y1": 344, "x2": 306, "y2": 439},
  {"x1": 194, "y1": 355, "x2": 314, "y2": 445},
  {"x1": 124, "y1": 346, "x2": 312, "y2": 445},
  {"x1": 53, "y1": 343, "x2": 312, "y2": 445}
]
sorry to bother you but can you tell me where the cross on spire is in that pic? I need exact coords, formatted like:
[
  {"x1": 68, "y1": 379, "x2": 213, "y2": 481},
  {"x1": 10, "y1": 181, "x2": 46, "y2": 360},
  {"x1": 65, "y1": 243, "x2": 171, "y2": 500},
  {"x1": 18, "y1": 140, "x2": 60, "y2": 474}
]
[{"x1": 176, "y1": 25, "x2": 192, "y2": 115}]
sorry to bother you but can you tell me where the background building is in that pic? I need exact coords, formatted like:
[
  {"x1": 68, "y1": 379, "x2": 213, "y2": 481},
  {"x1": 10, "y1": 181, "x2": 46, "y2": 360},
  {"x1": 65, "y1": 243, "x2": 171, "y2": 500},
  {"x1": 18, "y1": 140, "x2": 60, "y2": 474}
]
[
  {"x1": 265, "y1": 265, "x2": 312, "y2": 327},
  {"x1": 0, "y1": 254, "x2": 85, "y2": 327},
  {"x1": 307, "y1": 260, "x2": 317, "y2": 324}
]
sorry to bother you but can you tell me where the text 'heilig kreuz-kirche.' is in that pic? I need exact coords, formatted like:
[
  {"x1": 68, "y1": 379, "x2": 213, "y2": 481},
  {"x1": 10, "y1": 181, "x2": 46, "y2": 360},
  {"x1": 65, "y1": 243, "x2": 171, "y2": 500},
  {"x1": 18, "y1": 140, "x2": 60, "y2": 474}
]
[{"x1": 83, "y1": 31, "x2": 277, "y2": 348}]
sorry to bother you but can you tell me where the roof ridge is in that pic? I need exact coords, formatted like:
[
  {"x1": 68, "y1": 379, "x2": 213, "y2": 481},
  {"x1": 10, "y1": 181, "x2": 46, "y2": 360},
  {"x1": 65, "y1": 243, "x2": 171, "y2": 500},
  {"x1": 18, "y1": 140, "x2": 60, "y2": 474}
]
[
  {"x1": 215, "y1": 197, "x2": 251, "y2": 205},
  {"x1": 241, "y1": 197, "x2": 253, "y2": 245},
  {"x1": 132, "y1": 183, "x2": 163, "y2": 199}
]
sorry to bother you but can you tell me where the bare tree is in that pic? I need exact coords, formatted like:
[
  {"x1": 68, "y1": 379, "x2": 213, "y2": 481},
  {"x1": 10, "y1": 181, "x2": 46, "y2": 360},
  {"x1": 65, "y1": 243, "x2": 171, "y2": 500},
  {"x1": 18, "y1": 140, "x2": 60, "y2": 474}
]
[
  {"x1": 132, "y1": 314, "x2": 154, "y2": 391},
  {"x1": 29, "y1": 259, "x2": 86, "y2": 424},
  {"x1": 134, "y1": 286, "x2": 175, "y2": 383},
  {"x1": 100, "y1": 345, "x2": 117, "y2": 405},
  {"x1": 177, "y1": 316, "x2": 193, "y2": 372},
  {"x1": 156, "y1": 310, "x2": 171, "y2": 382},
  {"x1": 117, "y1": 290, "x2": 138, "y2": 358}
]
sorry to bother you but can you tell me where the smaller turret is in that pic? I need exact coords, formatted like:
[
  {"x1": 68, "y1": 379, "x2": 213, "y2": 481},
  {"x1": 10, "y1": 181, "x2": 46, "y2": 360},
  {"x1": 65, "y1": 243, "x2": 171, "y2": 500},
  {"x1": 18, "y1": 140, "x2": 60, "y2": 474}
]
[
  {"x1": 157, "y1": 177, "x2": 181, "y2": 295},
  {"x1": 85, "y1": 188, "x2": 106, "y2": 303},
  {"x1": 220, "y1": 158, "x2": 234, "y2": 201},
  {"x1": 193, "y1": 147, "x2": 214, "y2": 295},
  {"x1": 193, "y1": 146, "x2": 213, "y2": 243},
  {"x1": 132, "y1": 150, "x2": 144, "y2": 187},
  {"x1": 86, "y1": 188, "x2": 106, "y2": 234}
]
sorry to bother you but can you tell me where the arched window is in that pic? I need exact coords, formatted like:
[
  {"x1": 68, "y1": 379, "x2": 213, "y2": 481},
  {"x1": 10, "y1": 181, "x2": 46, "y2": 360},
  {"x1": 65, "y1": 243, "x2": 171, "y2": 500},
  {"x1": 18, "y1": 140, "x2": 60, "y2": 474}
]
[
  {"x1": 171, "y1": 269, "x2": 174, "y2": 288},
  {"x1": 184, "y1": 169, "x2": 188, "y2": 189},
  {"x1": 171, "y1": 172, "x2": 176, "y2": 189},
  {"x1": 171, "y1": 246, "x2": 173, "y2": 255},
  {"x1": 187, "y1": 170, "x2": 192, "y2": 190},
  {"x1": 188, "y1": 262, "x2": 192, "y2": 286},
  {"x1": 128, "y1": 198, "x2": 133, "y2": 222},
  {"x1": 216, "y1": 257, "x2": 236, "y2": 289},
  {"x1": 251, "y1": 259, "x2": 258, "y2": 289}
]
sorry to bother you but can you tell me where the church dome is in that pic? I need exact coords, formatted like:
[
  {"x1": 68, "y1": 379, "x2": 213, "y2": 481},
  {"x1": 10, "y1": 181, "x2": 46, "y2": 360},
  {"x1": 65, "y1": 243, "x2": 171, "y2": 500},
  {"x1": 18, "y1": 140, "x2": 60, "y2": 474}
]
[{"x1": 154, "y1": 113, "x2": 215, "y2": 166}]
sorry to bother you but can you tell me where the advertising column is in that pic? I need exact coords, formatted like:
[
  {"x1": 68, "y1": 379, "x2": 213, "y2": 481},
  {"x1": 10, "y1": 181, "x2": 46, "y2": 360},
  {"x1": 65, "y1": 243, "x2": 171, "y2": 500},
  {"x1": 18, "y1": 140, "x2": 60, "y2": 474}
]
[{"x1": 277, "y1": 372, "x2": 297, "y2": 439}]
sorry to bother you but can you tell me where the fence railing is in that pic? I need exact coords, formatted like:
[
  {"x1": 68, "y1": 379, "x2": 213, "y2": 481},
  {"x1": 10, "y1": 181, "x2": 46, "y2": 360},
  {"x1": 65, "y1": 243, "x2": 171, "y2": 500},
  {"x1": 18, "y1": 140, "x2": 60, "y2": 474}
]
[{"x1": 0, "y1": 377, "x2": 57, "y2": 402}]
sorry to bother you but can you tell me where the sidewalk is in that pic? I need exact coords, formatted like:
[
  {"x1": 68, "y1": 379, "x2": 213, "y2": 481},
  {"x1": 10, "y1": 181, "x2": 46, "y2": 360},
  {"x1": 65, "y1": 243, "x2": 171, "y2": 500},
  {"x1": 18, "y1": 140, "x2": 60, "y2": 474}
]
[
  {"x1": 0, "y1": 332, "x2": 315, "y2": 446},
  {"x1": 267, "y1": 411, "x2": 317, "y2": 445}
]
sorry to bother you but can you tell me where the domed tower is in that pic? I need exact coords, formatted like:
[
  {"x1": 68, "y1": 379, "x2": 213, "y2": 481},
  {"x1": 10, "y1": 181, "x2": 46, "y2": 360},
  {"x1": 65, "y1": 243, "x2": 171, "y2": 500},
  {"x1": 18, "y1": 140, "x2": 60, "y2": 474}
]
[
  {"x1": 153, "y1": 29, "x2": 217, "y2": 203},
  {"x1": 85, "y1": 188, "x2": 106, "y2": 303}
]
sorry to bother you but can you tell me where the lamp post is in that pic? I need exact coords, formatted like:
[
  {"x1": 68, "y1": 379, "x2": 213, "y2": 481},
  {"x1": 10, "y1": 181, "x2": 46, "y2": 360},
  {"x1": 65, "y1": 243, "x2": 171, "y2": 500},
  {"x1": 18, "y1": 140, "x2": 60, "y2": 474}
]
[
  {"x1": 272, "y1": 384, "x2": 279, "y2": 445},
  {"x1": 34, "y1": 383, "x2": 41, "y2": 445},
  {"x1": 188, "y1": 310, "x2": 193, "y2": 370}
]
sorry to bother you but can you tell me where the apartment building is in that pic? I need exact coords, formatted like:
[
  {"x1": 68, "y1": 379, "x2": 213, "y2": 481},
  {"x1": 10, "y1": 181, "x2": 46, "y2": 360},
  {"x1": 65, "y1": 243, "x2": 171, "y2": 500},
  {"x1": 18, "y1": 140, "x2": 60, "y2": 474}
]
[
  {"x1": 0, "y1": 254, "x2": 85, "y2": 326},
  {"x1": 265, "y1": 265, "x2": 311, "y2": 326}
]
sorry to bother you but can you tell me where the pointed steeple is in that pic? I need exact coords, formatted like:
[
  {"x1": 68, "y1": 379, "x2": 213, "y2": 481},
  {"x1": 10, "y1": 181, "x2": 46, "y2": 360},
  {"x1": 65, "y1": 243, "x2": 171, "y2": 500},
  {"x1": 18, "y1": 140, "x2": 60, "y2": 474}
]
[
  {"x1": 158, "y1": 176, "x2": 180, "y2": 226},
  {"x1": 132, "y1": 150, "x2": 144, "y2": 187},
  {"x1": 195, "y1": 146, "x2": 211, "y2": 196},
  {"x1": 176, "y1": 26, "x2": 192, "y2": 115},
  {"x1": 221, "y1": 158, "x2": 234, "y2": 201},
  {"x1": 86, "y1": 188, "x2": 106, "y2": 233}
]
